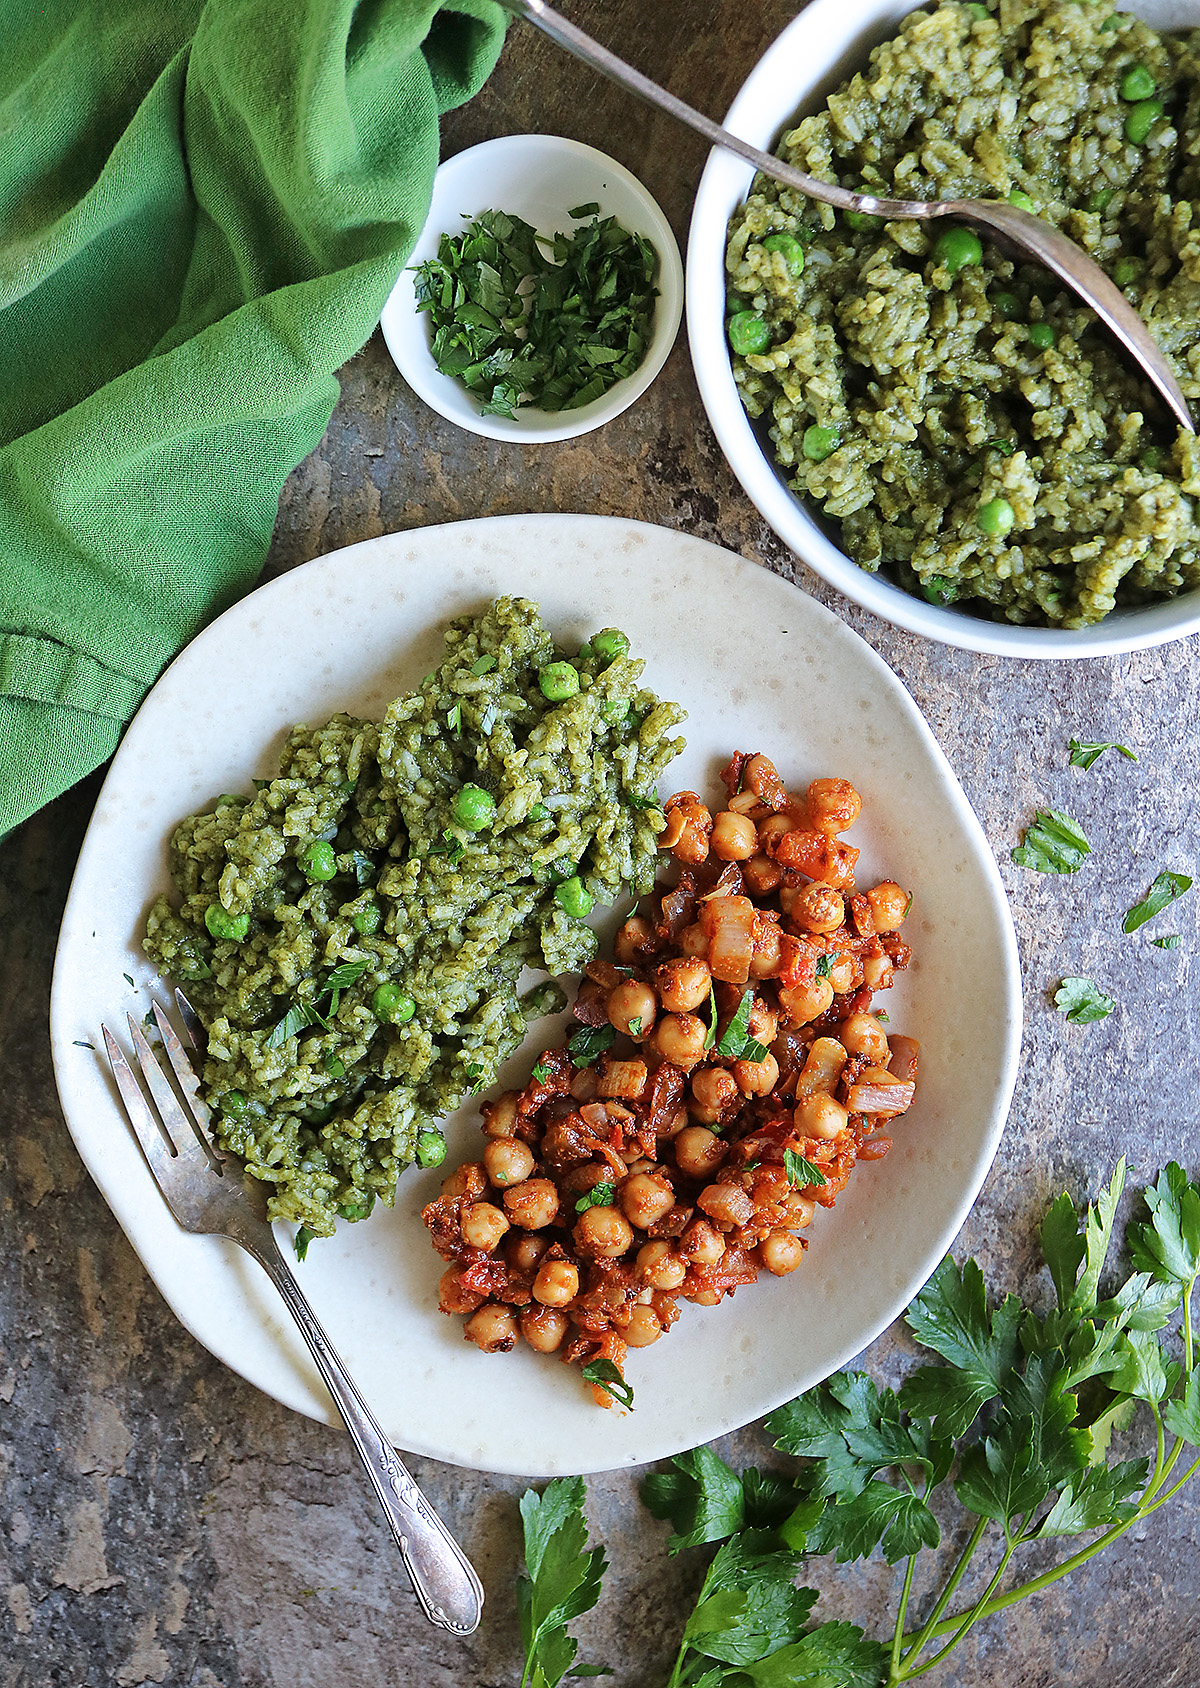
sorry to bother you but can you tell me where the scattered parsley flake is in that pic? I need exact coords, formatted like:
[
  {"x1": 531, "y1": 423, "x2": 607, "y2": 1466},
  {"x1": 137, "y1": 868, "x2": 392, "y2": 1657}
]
[
  {"x1": 814, "y1": 953, "x2": 833, "y2": 979},
  {"x1": 1153, "y1": 934, "x2": 1182, "y2": 950},
  {"x1": 1012, "y1": 808, "x2": 1091, "y2": 874},
  {"x1": 716, "y1": 990, "x2": 755, "y2": 1059},
  {"x1": 581, "y1": 1357, "x2": 634, "y2": 1410},
  {"x1": 576, "y1": 1182, "x2": 616, "y2": 1213},
  {"x1": 785, "y1": 1148, "x2": 828, "y2": 1188},
  {"x1": 267, "y1": 1001, "x2": 317, "y2": 1048},
  {"x1": 447, "y1": 702, "x2": 463, "y2": 735},
  {"x1": 874, "y1": 1010, "x2": 889, "y2": 1023},
  {"x1": 294, "y1": 1225, "x2": 316, "y2": 1262},
  {"x1": 470, "y1": 654, "x2": 497, "y2": 675},
  {"x1": 1124, "y1": 870, "x2": 1193, "y2": 933},
  {"x1": 568, "y1": 1024, "x2": 615, "y2": 1068},
  {"x1": 1069, "y1": 738, "x2": 1138, "y2": 770},
  {"x1": 123, "y1": 973, "x2": 135, "y2": 989},
  {"x1": 1054, "y1": 976, "x2": 1116, "y2": 1024},
  {"x1": 703, "y1": 982, "x2": 719, "y2": 1052},
  {"x1": 73, "y1": 1040, "x2": 96, "y2": 1050},
  {"x1": 324, "y1": 1052, "x2": 346, "y2": 1078},
  {"x1": 531, "y1": 1060, "x2": 551, "y2": 1084}
]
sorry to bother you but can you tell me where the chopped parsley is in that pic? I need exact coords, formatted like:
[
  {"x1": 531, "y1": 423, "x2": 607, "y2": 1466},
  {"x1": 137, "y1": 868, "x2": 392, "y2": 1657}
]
[
  {"x1": 1123, "y1": 870, "x2": 1193, "y2": 933},
  {"x1": 703, "y1": 982, "x2": 719, "y2": 1052},
  {"x1": 73, "y1": 1040, "x2": 96, "y2": 1050},
  {"x1": 1069, "y1": 738, "x2": 1138, "y2": 770},
  {"x1": 1054, "y1": 976, "x2": 1116, "y2": 1024},
  {"x1": 581, "y1": 1356, "x2": 635, "y2": 1410},
  {"x1": 785, "y1": 1148, "x2": 828, "y2": 1188},
  {"x1": 323, "y1": 1053, "x2": 346, "y2": 1079},
  {"x1": 576, "y1": 1182, "x2": 616, "y2": 1213},
  {"x1": 446, "y1": 702, "x2": 463, "y2": 735},
  {"x1": 294, "y1": 1225, "x2": 316, "y2": 1262},
  {"x1": 411, "y1": 207, "x2": 659, "y2": 418},
  {"x1": 716, "y1": 990, "x2": 753, "y2": 1058},
  {"x1": 531, "y1": 1060, "x2": 551, "y2": 1084},
  {"x1": 568, "y1": 1024, "x2": 615, "y2": 1068},
  {"x1": 1153, "y1": 934, "x2": 1182, "y2": 950},
  {"x1": 1012, "y1": 808, "x2": 1091, "y2": 874},
  {"x1": 814, "y1": 953, "x2": 833, "y2": 978},
  {"x1": 470, "y1": 654, "x2": 497, "y2": 675}
]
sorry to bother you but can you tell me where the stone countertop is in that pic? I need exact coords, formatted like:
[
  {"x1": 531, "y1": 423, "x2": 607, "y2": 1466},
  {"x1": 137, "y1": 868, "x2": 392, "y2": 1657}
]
[{"x1": 3, "y1": 3, "x2": 1199, "y2": 1683}]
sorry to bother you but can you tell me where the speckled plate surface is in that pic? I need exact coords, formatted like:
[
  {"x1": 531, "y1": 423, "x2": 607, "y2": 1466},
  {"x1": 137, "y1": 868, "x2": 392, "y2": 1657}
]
[{"x1": 50, "y1": 515, "x2": 1021, "y2": 1477}]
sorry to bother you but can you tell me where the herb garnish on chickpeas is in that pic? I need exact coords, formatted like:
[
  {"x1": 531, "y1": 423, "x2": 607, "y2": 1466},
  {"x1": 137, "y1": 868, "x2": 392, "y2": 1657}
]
[{"x1": 424, "y1": 751, "x2": 918, "y2": 1405}]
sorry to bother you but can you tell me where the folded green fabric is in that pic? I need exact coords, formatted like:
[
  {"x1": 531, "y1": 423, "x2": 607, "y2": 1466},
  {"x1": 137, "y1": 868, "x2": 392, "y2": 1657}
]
[{"x1": 0, "y1": 0, "x2": 506, "y2": 837}]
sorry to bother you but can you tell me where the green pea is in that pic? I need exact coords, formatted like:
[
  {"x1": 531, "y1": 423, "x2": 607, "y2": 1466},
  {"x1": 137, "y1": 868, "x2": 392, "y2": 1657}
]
[
  {"x1": 727, "y1": 310, "x2": 772, "y2": 356},
  {"x1": 934, "y1": 227, "x2": 984, "y2": 273},
  {"x1": 1087, "y1": 187, "x2": 1115, "y2": 212},
  {"x1": 977, "y1": 497, "x2": 1016, "y2": 537},
  {"x1": 591, "y1": 628, "x2": 630, "y2": 663},
  {"x1": 1141, "y1": 445, "x2": 1167, "y2": 470},
  {"x1": 922, "y1": 575, "x2": 959, "y2": 606},
  {"x1": 452, "y1": 783, "x2": 497, "y2": 831},
  {"x1": 529, "y1": 802, "x2": 550, "y2": 821},
  {"x1": 414, "y1": 1131, "x2": 447, "y2": 1169},
  {"x1": 1112, "y1": 255, "x2": 1142, "y2": 288},
  {"x1": 538, "y1": 661, "x2": 580, "y2": 703},
  {"x1": 965, "y1": 3, "x2": 990, "y2": 17},
  {"x1": 762, "y1": 232, "x2": 805, "y2": 275},
  {"x1": 1120, "y1": 62, "x2": 1156, "y2": 101},
  {"x1": 1125, "y1": 98, "x2": 1164, "y2": 143},
  {"x1": 803, "y1": 424, "x2": 841, "y2": 462},
  {"x1": 1028, "y1": 321, "x2": 1056, "y2": 349},
  {"x1": 300, "y1": 840, "x2": 337, "y2": 882},
  {"x1": 1006, "y1": 188, "x2": 1038, "y2": 213},
  {"x1": 351, "y1": 899, "x2": 381, "y2": 935},
  {"x1": 844, "y1": 208, "x2": 884, "y2": 232},
  {"x1": 993, "y1": 290, "x2": 1022, "y2": 319},
  {"x1": 725, "y1": 289, "x2": 750, "y2": 317},
  {"x1": 555, "y1": 875, "x2": 594, "y2": 919},
  {"x1": 221, "y1": 1090, "x2": 248, "y2": 1119},
  {"x1": 205, "y1": 903, "x2": 250, "y2": 942},
  {"x1": 372, "y1": 982, "x2": 415, "y2": 1024},
  {"x1": 601, "y1": 697, "x2": 631, "y2": 726}
]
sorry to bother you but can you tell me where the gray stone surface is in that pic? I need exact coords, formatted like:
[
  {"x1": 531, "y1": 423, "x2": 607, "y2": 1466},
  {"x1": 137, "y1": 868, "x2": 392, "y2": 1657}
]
[{"x1": 3, "y1": 2, "x2": 1200, "y2": 1682}]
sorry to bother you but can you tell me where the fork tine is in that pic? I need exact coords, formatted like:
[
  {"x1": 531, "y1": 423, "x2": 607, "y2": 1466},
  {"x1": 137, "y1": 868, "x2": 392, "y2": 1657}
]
[
  {"x1": 102, "y1": 1025, "x2": 180, "y2": 1185},
  {"x1": 173, "y1": 987, "x2": 205, "y2": 1052},
  {"x1": 126, "y1": 1014, "x2": 215, "y2": 1177},
  {"x1": 151, "y1": 1002, "x2": 223, "y2": 1171}
]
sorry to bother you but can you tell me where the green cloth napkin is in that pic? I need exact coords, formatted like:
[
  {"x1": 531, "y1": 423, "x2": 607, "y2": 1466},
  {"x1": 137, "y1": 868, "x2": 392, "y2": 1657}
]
[{"x1": 0, "y1": 0, "x2": 506, "y2": 837}]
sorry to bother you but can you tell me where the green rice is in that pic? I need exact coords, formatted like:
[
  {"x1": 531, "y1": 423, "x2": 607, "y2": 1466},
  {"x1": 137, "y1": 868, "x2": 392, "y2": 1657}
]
[
  {"x1": 143, "y1": 598, "x2": 686, "y2": 1234},
  {"x1": 727, "y1": 0, "x2": 1200, "y2": 627}
]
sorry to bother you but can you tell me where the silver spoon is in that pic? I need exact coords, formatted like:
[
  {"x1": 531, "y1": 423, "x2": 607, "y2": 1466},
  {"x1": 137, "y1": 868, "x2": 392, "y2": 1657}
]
[{"x1": 494, "y1": 0, "x2": 1194, "y2": 434}]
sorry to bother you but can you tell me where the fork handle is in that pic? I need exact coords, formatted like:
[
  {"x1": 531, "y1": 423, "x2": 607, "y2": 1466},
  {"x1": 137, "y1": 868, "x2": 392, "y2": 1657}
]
[{"x1": 253, "y1": 1241, "x2": 484, "y2": 1635}]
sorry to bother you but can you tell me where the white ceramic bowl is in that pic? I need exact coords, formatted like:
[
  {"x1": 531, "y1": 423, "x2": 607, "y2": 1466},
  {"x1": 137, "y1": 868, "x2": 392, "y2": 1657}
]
[
  {"x1": 382, "y1": 134, "x2": 683, "y2": 443},
  {"x1": 686, "y1": 0, "x2": 1200, "y2": 659}
]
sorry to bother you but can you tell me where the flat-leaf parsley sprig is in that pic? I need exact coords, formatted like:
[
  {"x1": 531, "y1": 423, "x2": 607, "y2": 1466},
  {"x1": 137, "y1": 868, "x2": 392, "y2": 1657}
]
[
  {"x1": 633, "y1": 1158, "x2": 1200, "y2": 1686},
  {"x1": 517, "y1": 1477, "x2": 609, "y2": 1688}
]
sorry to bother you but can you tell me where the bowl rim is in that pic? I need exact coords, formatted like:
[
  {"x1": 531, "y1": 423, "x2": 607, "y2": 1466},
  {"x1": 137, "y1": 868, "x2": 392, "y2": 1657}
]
[
  {"x1": 685, "y1": 0, "x2": 1200, "y2": 659},
  {"x1": 382, "y1": 133, "x2": 684, "y2": 445}
]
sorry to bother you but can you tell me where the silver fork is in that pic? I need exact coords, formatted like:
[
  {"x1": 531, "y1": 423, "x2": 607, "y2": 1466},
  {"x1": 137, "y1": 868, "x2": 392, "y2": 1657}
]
[{"x1": 101, "y1": 996, "x2": 484, "y2": 1636}]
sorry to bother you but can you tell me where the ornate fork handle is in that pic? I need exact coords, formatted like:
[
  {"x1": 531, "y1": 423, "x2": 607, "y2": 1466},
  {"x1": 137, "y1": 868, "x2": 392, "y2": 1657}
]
[{"x1": 251, "y1": 1236, "x2": 484, "y2": 1635}]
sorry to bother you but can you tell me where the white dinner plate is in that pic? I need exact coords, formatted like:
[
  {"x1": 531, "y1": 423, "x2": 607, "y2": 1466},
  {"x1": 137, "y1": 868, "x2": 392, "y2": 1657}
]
[{"x1": 50, "y1": 515, "x2": 1021, "y2": 1477}]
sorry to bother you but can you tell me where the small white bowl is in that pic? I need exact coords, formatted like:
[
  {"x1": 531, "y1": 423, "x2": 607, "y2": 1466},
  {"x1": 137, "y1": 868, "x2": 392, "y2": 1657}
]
[
  {"x1": 686, "y1": 0, "x2": 1200, "y2": 659},
  {"x1": 382, "y1": 134, "x2": 683, "y2": 444}
]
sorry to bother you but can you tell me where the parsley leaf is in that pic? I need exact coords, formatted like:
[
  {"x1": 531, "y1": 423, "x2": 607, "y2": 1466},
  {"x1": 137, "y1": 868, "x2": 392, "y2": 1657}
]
[
  {"x1": 784, "y1": 1149, "x2": 828, "y2": 1189},
  {"x1": 1153, "y1": 933, "x2": 1182, "y2": 949},
  {"x1": 576, "y1": 1182, "x2": 616, "y2": 1213},
  {"x1": 814, "y1": 953, "x2": 833, "y2": 978},
  {"x1": 267, "y1": 1000, "x2": 318, "y2": 1048},
  {"x1": 325, "y1": 959, "x2": 369, "y2": 997},
  {"x1": 73, "y1": 1040, "x2": 96, "y2": 1050},
  {"x1": 1054, "y1": 976, "x2": 1115, "y2": 1024},
  {"x1": 348, "y1": 850, "x2": 376, "y2": 886},
  {"x1": 703, "y1": 982, "x2": 719, "y2": 1052},
  {"x1": 517, "y1": 1477, "x2": 607, "y2": 1688},
  {"x1": 1068, "y1": 738, "x2": 1138, "y2": 770},
  {"x1": 898, "y1": 1256, "x2": 1021, "y2": 1439},
  {"x1": 641, "y1": 1446, "x2": 748, "y2": 1553},
  {"x1": 531, "y1": 1060, "x2": 551, "y2": 1084},
  {"x1": 1012, "y1": 808, "x2": 1091, "y2": 874},
  {"x1": 581, "y1": 1357, "x2": 634, "y2": 1410},
  {"x1": 294, "y1": 1225, "x2": 316, "y2": 1262},
  {"x1": 1128, "y1": 1162, "x2": 1200, "y2": 1296},
  {"x1": 324, "y1": 1052, "x2": 345, "y2": 1078},
  {"x1": 1123, "y1": 870, "x2": 1193, "y2": 933},
  {"x1": 716, "y1": 990, "x2": 753, "y2": 1058},
  {"x1": 568, "y1": 1024, "x2": 615, "y2": 1068}
]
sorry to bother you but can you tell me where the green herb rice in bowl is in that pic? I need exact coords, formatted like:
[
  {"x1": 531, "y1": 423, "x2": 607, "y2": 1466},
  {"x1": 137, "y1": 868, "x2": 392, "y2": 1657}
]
[
  {"x1": 725, "y1": 0, "x2": 1200, "y2": 629},
  {"x1": 143, "y1": 598, "x2": 686, "y2": 1236}
]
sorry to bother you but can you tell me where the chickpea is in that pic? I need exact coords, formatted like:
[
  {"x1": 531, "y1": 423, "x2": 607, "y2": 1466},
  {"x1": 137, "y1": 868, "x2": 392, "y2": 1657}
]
[
  {"x1": 789, "y1": 884, "x2": 844, "y2": 935},
  {"x1": 674, "y1": 1124, "x2": 730, "y2": 1179},
  {"x1": 742, "y1": 852, "x2": 783, "y2": 898},
  {"x1": 661, "y1": 794, "x2": 712, "y2": 864},
  {"x1": 439, "y1": 1265, "x2": 483, "y2": 1315},
  {"x1": 756, "y1": 813, "x2": 793, "y2": 854},
  {"x1": 777, "y1": 881, "x2": 800, "y2": 916},
  {"x1": 687, "y1": 1287, "x2": 723, "y2": 1307},
  {"x1": 464, "y1": 1304, "x2": 518, "y2": 1352},
  {"x1": 681, "y1": 1216, "x2": 726, "y2": 1266},
  {"x1": 688, "y1": 1066, "x2": 738, "y2": 1125},
  {"x1": 748, "y1": 997, "x2": 778, "y2": 1045},
  {"x1": 867, "y1": 882, "x2": 911, "y2": 932},
  {"x1": 807, "y1": 778, "x2": 862, "y2": 835},
  {"x1": 520, "y1": 1306, "x2": 569, "y2": 1353},
  {"x1": 574, "y1": 1205, "x2": 635, "y2": 1258},
  {"x1": 441, "y1": 1161, "x2": 487, "y2": 1202},
  {"x1": 506, "y1": 1232, "x2": 551, "y2": 1272},
  {"x1": 678, "y1": 922, "x2": 709, "y2": 960},
  {"x1": 533, "y1": 1258, "x2": 580, "y2": 1307},
  {"x1": 733, "y1": 1051, "x2": 779, "y2": 1096},
  {"x1": 748, "y1": 921, "x2": 783, "y2": 980},
  {"x1": 637, "y1": 1240, "x2": 687, "y2": 1291},
  {"x1": 862, "y1": 950, "x2": 894, "y2": 990},
  {"x1": 826, "y1": 950, "x2": 857, "y2": 994},
  {"x1": 659, "y1": 1107, "x2": 689, "y2": 1141},
  {"x1": 656, "y1": 956, "x2": 712, "y2": 1013},
  {"x1": 614, "y1": 914, "x2": 655, "y2": 966},
  {"x1": 460, "y1": 1201, "x2": 509, "y2": 1252},
  {"x1": 711, "y1": 811, "x2": 758, "y2": 861},
  {"x1": 620, "y1": 1172, "x2": 676, "y2": 1229},
  {"x1": 481, "y1": 1091, "x2": 519, "y2": 1139},
  {"x1": 777, "y1": 975, "x2": 835, "y2": 1026},
  {"x1": 607, "y1": 979, "x2": 658, "y2": 1041},
  {"x1": 484, "y1": 1138, "x2": 535, "y2": 1188},
  {"x1": 793, "y1": 1092, "x2": 849, "y2": 1140},
  {"x1": 624, "y1": 1305, "x2": 663, "y2": 1347},
  {"x1": 656, "y1": 1012, "x2": 708, "y2": 1069},
  {"x1": 761, "y1": 1229, "x2": 806, "y2": 1276},
  {"x1": 840, "y1": 1011, "x2": 891, "y2": 1065},
  {"x1": 503, "y1": 1178, "x2": 559, "y2": 1230},
  {"x1": 782, "y1": 1190, "x2": 817, "y2": 1227},
  {"x1": 698, "y1": 1180, "x2": 754, "y2": 1229}
]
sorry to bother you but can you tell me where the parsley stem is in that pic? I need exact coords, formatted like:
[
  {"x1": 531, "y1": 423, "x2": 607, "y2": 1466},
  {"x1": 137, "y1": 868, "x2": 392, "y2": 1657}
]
[
  {"x1": 898, "y1": 1513, "x2": 989, "y2": 1670},
  {"x1": 1160, "y1": 1281, "x2": 1195, "y2": 1488},
  {"x1": 899, "y1": 1539, "x2": 1016, "y2": 1679},
  {"x1": 890, "y1": 1554, "x2": 918, "y2": 1677},
  {"x1": 1140, "y1": 1448, "x2": 1200, "y2": 1516}
]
